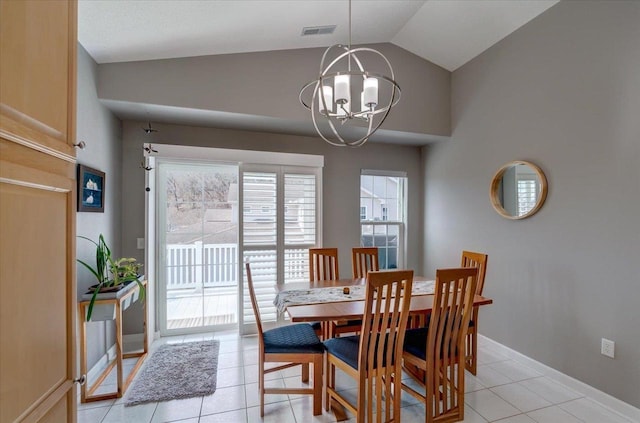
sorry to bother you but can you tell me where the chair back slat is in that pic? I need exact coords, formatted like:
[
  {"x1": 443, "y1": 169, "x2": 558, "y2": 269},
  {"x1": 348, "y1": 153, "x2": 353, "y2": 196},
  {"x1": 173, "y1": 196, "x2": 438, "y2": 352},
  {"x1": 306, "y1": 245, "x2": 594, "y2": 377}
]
[
  {"x1": 427, "y1": 267, "x2": 478, "y2": 419},
  {"x1": 245, "y1": 262, "x2": 264, "y2": 339},
  {"x1": 461, "y1": 250, "x2": 488, "y2": 295},
  {"x1": 309, "y1": 248, "x2": 339, "y2": 281},
  {"x1": 359, "y1": 269, "x2": 413, "y2": 422},
  {"x1": 351, "y1": 247, "x2": 379, "y2": 278}
]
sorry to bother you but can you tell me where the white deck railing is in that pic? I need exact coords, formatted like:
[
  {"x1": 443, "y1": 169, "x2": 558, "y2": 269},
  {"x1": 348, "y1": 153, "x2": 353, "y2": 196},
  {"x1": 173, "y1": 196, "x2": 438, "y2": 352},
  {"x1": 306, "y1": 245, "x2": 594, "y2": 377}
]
[
  {"x1": 166, "y1": 242, "x2": 238, "y2": 290},
  {"x1": 166, "y1": 243, "x2": 310, "y2": 300}
]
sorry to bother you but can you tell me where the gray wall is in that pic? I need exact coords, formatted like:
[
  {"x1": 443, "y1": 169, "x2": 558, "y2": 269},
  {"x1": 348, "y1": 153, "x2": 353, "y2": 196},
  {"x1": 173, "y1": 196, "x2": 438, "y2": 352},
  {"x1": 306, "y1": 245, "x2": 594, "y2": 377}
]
[
  {"x1": 423, "y1": 1, "x2": 640, "y2": 407},
  {"x1": 76, "y1": 45, "x2": 124, "y2": 369},
  {"x1": 98, "y1": 43, "x2": 450, "y2": 137},
  {"x1": 119, "y1": 121, "x2": 424, "y2": 333}
]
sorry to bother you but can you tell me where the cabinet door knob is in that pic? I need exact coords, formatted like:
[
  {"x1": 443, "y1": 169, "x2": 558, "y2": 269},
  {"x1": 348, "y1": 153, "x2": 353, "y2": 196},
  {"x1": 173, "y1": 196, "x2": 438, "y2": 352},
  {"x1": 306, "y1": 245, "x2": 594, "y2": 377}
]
[
  {"x1": 73, "y1": 375, "x2": 86, "y2": 385},
  {"x1": 73, "y1": 141, "x2": 86, "y2": 149}
]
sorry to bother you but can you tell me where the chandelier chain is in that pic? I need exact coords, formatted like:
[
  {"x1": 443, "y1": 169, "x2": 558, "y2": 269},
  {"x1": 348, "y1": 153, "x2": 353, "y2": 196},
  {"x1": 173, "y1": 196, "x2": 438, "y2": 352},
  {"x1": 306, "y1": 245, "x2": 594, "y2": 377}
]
[{"x1": 348, "y1": 0, "x2": 352, "y2": 72}]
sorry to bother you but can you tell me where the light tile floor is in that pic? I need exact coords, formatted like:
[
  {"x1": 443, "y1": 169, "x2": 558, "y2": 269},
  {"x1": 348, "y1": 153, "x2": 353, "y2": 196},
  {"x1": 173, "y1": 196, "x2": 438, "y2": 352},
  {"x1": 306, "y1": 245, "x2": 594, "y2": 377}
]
[{"x1": 77, "y1": 332, "x2": 635, "y2": 423}]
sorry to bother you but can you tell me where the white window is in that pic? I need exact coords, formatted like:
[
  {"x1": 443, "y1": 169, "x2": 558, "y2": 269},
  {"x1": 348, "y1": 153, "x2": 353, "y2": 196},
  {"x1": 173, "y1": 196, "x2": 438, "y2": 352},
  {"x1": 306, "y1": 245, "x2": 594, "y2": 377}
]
[
  {"x1": 360, "y1": 170, "x2": 407, "y2": 269},
  {"x1": 242, "y1": 166, "x2": 322, "y2": 330},
  {"x1": 360, "y1": 206, "x2": 367, "y2": 221},
  {"x1": 517, "y1": 178, "x2": 537, "y2": 216},
  {"x1": 501, "y1": 165, "x2": 539, "y2": 217}
]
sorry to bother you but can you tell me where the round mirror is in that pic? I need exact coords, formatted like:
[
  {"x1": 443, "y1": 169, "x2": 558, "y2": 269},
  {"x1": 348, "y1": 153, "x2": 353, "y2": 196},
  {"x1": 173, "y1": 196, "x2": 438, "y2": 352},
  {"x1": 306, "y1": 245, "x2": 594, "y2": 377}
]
[{"x1": 490, "y1": 161, "x2": 547, "y2": 220}]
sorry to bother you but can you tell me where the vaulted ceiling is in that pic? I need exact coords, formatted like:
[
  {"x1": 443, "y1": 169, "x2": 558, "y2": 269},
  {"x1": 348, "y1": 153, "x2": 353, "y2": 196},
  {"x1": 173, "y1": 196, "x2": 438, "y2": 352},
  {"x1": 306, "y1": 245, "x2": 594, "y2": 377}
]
[{"x1": 78, "y1": 0, "x2": 558, "y2": 71}]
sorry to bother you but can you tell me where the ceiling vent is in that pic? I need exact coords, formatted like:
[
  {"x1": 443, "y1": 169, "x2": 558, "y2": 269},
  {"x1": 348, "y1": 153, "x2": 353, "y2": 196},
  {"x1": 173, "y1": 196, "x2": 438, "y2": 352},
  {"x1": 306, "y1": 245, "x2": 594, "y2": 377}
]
[{"x1": 301, "y1": 25, "x2": 336, "y2": 36}]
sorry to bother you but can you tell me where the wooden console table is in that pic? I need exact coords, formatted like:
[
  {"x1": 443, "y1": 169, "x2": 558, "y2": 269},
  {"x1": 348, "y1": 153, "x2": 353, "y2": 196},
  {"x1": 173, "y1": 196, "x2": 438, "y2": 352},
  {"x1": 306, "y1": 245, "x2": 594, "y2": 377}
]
[{"x1": 79, "y1": 280, "x2": 148, "y2": 403}]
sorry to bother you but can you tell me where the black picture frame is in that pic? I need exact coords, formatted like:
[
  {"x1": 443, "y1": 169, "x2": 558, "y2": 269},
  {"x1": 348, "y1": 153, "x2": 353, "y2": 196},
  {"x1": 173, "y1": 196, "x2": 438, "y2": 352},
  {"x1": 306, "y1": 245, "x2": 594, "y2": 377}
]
[{"x1": 77, "y1": 164, "x2": 105, "y2": 212}]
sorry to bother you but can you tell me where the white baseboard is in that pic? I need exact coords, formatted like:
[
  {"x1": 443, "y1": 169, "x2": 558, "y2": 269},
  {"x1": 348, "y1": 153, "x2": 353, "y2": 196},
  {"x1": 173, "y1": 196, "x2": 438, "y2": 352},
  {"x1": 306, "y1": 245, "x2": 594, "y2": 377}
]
[{"x1": 479, "y1": 335, "x2": 640, "y2": 423}]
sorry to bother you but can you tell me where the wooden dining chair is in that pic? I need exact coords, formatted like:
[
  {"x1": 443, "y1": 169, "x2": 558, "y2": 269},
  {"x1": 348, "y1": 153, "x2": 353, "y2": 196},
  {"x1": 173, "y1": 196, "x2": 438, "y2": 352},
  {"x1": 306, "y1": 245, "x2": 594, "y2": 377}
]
[
  {"x1": 245, "y1": 262, "x2": 325, "y2": 416},
  {"x1": 461, "y1": 250, "x2": 488, "y2": 375},
  {"x1": 401, "y1": 267, "x2": 478, "y2": 423},
  {"x1": 308, "y1": 248, "x2": 340, "y2": 338},
  {"x1": 309, "y1": 247, "x2": 340, "y2": 281},
  {"x1": 324, "y1": 270, "x2": 414, "y2": 423},
  {"x1": 352, "y1": 247, "x2": 380, "y2": 278}
]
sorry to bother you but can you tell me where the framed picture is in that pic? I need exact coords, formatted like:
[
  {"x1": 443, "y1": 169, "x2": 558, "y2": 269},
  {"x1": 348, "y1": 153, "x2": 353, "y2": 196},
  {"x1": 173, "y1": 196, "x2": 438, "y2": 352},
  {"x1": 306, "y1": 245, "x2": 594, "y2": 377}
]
[{"x1": 77, "y1": 164, "x2": 105, "y2": 212}]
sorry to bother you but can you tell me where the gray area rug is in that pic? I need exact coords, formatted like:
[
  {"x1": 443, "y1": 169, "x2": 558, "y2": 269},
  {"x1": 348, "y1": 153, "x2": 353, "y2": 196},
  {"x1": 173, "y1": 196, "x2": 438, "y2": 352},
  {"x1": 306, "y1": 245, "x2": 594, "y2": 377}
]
[{"x1": 124, "y1": 340, "x2": 220, "y2": 406}]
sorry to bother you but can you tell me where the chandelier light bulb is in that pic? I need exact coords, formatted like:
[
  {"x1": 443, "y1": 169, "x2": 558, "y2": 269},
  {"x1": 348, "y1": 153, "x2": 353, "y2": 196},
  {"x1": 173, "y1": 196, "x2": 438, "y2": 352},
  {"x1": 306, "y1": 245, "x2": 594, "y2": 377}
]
[
  {"x1": 319, "y1": 85, "x2": 333, "y2": 114},
  {"x1": 363, "y1": 77, "x2": 378, "y2": 108},
  {"x1": 334, "y1": 75, "x2": 350, "y2": 104}
]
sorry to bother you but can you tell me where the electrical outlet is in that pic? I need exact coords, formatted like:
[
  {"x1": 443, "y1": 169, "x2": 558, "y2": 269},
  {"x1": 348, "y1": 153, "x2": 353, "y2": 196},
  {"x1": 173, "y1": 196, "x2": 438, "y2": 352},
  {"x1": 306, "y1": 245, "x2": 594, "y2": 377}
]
[
  {"x1": 601, "y1": 338, "x2": 615, "y2": 358},
  {"x1": 137, "y1": 238, "x2": 145, "y2": 250}
]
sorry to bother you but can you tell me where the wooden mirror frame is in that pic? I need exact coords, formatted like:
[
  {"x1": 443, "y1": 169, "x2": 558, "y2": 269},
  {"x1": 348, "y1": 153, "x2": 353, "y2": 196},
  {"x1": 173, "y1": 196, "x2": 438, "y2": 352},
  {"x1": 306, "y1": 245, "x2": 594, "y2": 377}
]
[{"x1": 490, "y1": 160, "x2": 547, "y2": 220}]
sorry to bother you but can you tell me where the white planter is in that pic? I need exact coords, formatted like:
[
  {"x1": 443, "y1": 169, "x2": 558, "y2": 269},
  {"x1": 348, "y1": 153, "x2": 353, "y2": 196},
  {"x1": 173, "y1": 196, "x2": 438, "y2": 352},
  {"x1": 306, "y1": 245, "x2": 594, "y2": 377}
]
[
  {"x1": 90, "y1": 303, "x2": 117, "y2": 321},
  {"x1": 81, "y1": 281, "x2": 139, "y2": 322},
  {"x1": 121, "y1": 295, "x2": 132, "y2": 310}
]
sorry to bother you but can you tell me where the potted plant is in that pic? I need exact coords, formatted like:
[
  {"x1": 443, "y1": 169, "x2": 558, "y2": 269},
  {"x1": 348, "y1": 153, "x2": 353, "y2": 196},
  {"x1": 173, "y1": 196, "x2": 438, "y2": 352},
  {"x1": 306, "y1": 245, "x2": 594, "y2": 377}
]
[{"x1": 77, "y1": 234, "x2": 145, "y2": 320}]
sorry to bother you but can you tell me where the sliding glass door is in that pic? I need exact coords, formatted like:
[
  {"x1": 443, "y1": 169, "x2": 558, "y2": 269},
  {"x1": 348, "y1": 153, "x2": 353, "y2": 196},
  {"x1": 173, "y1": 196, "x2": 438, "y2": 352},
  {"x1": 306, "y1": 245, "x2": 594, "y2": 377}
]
[
  {"x1": 146, "y1": 145, "x2": 323, "y2": 337},
  {"x1": 157, "y1": 161, "x2": 239, "y2": 335}
]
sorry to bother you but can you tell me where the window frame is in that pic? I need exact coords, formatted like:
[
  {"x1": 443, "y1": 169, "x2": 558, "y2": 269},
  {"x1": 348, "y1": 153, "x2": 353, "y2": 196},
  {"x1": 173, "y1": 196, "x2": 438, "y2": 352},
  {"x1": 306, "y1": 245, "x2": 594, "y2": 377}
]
[{"x1": 359, "y1": 171, "x2": 407, "y2": 270}]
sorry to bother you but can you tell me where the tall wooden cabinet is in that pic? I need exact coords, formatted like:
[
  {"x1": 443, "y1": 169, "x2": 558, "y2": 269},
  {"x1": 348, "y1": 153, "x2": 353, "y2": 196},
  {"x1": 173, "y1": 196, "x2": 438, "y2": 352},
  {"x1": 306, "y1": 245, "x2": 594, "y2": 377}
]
[{"x1": 0, "y1": 1, "x2": 78, "y2": 422}]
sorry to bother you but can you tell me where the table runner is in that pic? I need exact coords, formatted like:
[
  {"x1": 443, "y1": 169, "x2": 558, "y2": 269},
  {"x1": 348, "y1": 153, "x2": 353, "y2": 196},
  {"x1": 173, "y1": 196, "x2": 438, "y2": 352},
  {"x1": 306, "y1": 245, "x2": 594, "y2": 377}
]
[{"x1": 274, "y1": 280, "x2": 435, "y2": 313}]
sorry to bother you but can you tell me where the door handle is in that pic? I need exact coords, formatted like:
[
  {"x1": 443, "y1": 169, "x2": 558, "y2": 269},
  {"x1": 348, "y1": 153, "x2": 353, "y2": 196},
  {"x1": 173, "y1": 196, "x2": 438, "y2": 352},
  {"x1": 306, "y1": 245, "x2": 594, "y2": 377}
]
[{"x1": 73, "y1": 375, "x2": 86, "y2": 386}]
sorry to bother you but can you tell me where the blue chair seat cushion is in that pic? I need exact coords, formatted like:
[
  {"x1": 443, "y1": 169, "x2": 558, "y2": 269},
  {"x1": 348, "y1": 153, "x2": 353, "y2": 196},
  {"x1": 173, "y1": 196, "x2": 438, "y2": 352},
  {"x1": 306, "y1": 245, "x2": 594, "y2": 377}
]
[
  {"x1": 403, "y1": 327, "x2": 429, "y2": 360},
  {"x1": 325, "y1": 335, "x2": 360, "y2": 369},
  {"x1": 309, "y1": 321, "x2": 322, "y2": 331},
  {"x1": 324, "y1": 333, "x2": 396, "y2": 370},
  {"x1": 263, "y1": 323, "x2": 325, "y2": 354},
  {"x1": 403, "y1": 327, "x2": 461, "y2": 361}
]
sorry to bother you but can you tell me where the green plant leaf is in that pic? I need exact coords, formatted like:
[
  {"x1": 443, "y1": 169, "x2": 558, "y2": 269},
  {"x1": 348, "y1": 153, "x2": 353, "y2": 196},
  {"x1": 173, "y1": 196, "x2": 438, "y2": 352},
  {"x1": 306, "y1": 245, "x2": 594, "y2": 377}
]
[
  {"x1": 85, "y1": 282, "x2": 104, "y2": 321},
  {"x1": 135, "y1": 279, "x2": 146, "y2": 302},
  {"x1": 78, "y1": 234, "x2": 114, "y2": 319},
  {"x1": 77, "y1": 258, "x2": 101, "y2": 283},
  {"x1": 77, "y1": 235, "x2": 99, "y2": 247}
]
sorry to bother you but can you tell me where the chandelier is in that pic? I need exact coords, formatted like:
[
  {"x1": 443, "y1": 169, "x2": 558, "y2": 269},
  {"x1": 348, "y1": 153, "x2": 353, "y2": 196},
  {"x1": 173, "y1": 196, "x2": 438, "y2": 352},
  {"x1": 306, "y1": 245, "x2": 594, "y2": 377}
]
[{"x1": 299, "y1": 0, "x2": 401, "y2": 147}]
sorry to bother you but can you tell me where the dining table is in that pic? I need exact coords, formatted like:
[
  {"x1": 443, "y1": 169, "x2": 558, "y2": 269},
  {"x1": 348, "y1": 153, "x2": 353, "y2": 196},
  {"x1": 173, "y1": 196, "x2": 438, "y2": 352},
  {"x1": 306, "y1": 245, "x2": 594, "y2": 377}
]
[{"x1": 274, "y1": 276, "x2": 493, "y2": 323}]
